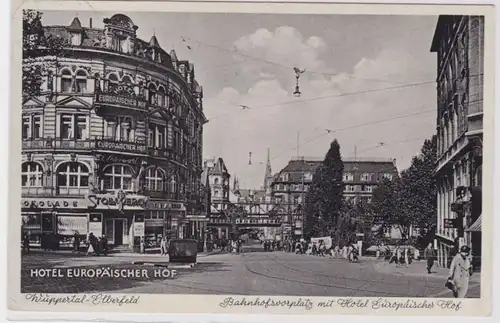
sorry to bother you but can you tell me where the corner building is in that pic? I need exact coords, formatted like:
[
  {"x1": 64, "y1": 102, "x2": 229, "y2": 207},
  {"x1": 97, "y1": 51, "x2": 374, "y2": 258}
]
[
  {"x1": 430, "y1": 15, "x2": 484, "y2": 268},
  {"x1": 21, "y1": 14, "x2": 207, "y2": 251}
]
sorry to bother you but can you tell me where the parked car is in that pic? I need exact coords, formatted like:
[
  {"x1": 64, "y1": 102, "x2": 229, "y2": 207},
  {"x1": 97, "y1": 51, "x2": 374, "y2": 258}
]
[{"x1": 168, "y1": 239, "x2": 198, "y2": 263}]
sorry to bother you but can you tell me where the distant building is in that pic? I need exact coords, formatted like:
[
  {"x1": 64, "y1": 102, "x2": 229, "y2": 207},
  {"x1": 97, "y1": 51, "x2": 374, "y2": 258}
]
[
  {"x1": 270, "y1": 157, "x2": 399, "y2": 239},
  {"x1": 203, "y1": 158, "x2": 231, "y2": 239},
  {"x1": 430, "y1": 15, "x2": 484, "y2": 268}
]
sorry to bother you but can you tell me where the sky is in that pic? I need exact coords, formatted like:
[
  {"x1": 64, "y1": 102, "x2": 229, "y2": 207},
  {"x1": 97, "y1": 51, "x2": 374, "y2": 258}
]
[{"x1": 40, "y1": 11, "x2": 439, "y2": 189}]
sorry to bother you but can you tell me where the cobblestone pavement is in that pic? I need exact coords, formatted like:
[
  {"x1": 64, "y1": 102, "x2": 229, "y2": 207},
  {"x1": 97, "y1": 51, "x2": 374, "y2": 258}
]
[{"x1": 21, "y1": 251, "x2": 480, "y2": 297}]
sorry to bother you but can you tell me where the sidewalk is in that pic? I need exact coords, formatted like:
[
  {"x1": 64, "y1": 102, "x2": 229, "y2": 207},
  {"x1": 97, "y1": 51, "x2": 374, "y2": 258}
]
[
  {"x1": 373, "y1": 259, "x2": 481, "y2": 283},
  {"x1": 25, "y1": 248, "x2": 223, "y2": 258}
]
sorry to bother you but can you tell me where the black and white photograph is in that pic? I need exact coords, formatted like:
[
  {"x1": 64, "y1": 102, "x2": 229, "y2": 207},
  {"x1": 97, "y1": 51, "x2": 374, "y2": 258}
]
[{"x1": 12, "y1": 2, "x2": 493, "y2": 310}]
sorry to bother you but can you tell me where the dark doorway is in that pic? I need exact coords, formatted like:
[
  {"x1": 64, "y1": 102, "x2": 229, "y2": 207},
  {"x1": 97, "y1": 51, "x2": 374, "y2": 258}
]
[
  {"x1": 115, "y1": 220, "x2": 124, "y2": 245},
  {"x1": 41, "y1": 214, "x2": 54, "y2": 232}
]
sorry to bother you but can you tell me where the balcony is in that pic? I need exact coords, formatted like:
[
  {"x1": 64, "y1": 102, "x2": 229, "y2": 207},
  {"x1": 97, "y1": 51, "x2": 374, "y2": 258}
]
[
  {"x1": 55, "y1": 187, "x2": 90, "y2": 196},
  {"x1": 23, "y1": 138, "x2": 94, "y2": 152},
  {"x1": 22, "y1": 187, "x2": 54, "y2": 197}
]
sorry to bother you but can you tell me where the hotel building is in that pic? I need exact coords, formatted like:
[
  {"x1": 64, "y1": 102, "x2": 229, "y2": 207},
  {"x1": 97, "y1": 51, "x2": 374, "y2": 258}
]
[{"x1": 21, "y1": 14, "x2": 207, "y2": 251}]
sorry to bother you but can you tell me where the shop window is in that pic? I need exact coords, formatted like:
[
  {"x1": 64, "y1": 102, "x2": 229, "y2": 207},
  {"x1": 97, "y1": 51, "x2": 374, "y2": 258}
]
[
  {"x1": 59, "y1": 114, "x2": 88, "y2": 140},
  {"x1": 22, "y1": 114, "x2": 43, "y2": 139},
  {"x1": 61, "y1": 70, "x2": 72, "y2": 93},
  {"x1": 57, "y1": 162, "x2": 89, "y2": 188},
  {"x1": 22, "y1": 162, "x2": 43, "y2": 187},
  {"x1": 145, "y1": 168, "x2": 165, "y2": 192},
  {"x1": 102, "y1": 165, "x2": 133, "y2": 191}
]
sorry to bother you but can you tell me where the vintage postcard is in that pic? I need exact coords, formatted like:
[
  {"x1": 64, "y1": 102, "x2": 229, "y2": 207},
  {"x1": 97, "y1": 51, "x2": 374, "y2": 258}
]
[{"x1": 7, "y1": 0, "x2": 495, "y2": 318}]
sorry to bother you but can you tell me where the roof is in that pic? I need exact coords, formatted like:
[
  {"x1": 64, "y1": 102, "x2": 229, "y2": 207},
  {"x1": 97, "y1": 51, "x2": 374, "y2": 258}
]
[
  {"x1": 149, "y1": 35, "x2": 161, "y2": 48},
  {"x1": 237, "y1": 189, "x2": 267, "y2": 200},
  {"x1": 274, "y1": 158, "x2": 398, "y2": 182},
  {"x1": 203, "y1": 157, "x2": 229, "y2": 175},
  {"x1": 68, "y1": 17, "x2": 83, "y2": 31}
]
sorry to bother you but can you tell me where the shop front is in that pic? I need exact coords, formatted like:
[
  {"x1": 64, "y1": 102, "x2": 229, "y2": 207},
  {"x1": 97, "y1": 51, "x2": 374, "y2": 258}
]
[
  {"x1": 87, "y1": 191, "x2": 149, "y2": 251},
  {"x1": 21, "y1": 197, "x2": 90, "y2": 249}
]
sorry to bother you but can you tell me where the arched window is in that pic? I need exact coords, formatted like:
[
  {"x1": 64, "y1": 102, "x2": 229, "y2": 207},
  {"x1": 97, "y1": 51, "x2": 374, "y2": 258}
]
[
  {"x1": 214, "y1": 190, "x2": 220, "y2": 197},
  {"x1": 22, "y1": 162, "x2": 43, "y2": 187},
  {"x1": 157, "y1": 86, "x2": 166, "y2": 107},
  {"x1": 122, "y1": 75, "x2": 133, "y2": 85},
  {"x1": 57, "y1": 162, "x2": 89, "y2": 188},
  {"x1": 75, "y1": 70, "x2": 87, "y2": 92},
  {"x1": 103, "y1": 165, "x2": 133, "y2": 191},
  {"x1": 145, "y1": 168, "x2": 165, "y2": 192},
  {"x1": 61, "y1": 70, "x2": 72, "y2": 93},
  {"x1": 214, "y1": 178, "x2": 219, "y2": 185},
  {"x1": 148, "y1": 84, "x2": 157, "y2": 105},
  {"x1": 107, "y1": 73, "x2": 119, "y2": 91}
]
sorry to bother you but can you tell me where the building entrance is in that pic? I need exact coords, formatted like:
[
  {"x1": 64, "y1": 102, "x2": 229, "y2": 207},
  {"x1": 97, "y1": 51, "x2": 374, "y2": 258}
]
[{"x1": 115, "y1": 219, "x2": 124, "y2": 245}]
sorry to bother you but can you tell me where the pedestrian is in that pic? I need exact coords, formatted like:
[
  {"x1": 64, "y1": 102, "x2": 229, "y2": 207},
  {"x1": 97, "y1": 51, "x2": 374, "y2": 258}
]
[
  {"x1": 22, "y1": 232, "x2": 30, "y2": 255},
  {"x1": 396, "y1": 246, "x2": 403, "y2": 267},
  {"x1": 424, "y1": 243, "x2": 435, "y2": 274},
  {"x1": 86, "y1": 234, "x2": 95, "y2": 256},
  {"x1": 376, "y1": 244, "x2": 380, "y2": 259},
  {"x1": 404, "y1": 247, "x2": 410, "y2": 268},
  {"x1": 101, "y1": 235, "x2": 108, "y2": 256},
  {"x1": 140, "y1": 236, "x2": 145, "y2": 254},
  {"x1": 72, "y1": 232, "x2": 80, "y2": 253},
  {"x1": 447, "y1": 245, "x2": 473, "y2": 298},
  {"x1": 160, "y1": 237, "x2": 167, "y2": 255},
  {"x1": 414, "y1": 247, "x2": 420, "y2": 261}
]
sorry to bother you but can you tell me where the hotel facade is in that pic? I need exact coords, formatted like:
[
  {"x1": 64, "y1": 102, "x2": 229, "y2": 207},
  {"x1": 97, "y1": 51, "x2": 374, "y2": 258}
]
[
  {"x1": 430, "y1": 15, "x2": 484, "y2": 268},
  {"x1": 21, "y1": 14, "x2": 207, "y2": 251}
]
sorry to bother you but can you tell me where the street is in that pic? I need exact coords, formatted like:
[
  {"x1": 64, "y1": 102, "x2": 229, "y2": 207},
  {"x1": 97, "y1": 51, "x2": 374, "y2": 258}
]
[{"x1": 21, "y1": 247, "x2": 480, "y2": 297}]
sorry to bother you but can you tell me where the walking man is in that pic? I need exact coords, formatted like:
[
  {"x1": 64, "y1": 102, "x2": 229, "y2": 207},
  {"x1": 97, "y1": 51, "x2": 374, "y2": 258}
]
[{"x1": 424, "y1": 243, "x2": 435, "y2": 274}]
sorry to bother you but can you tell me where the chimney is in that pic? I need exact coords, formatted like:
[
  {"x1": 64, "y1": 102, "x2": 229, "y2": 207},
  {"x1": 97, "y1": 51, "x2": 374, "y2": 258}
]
[{"x1": 89, "y1": 18, "x2": 93, "y2": 28}]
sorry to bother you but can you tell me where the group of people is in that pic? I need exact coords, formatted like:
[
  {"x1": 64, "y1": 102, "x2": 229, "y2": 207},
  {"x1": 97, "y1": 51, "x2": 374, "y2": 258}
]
[
  {"x1": 210, "y1": 238, "x2": 244, "y2": 254},
  {"x1": 84, "y1": 232, "x2": 109, "y2": 256}
]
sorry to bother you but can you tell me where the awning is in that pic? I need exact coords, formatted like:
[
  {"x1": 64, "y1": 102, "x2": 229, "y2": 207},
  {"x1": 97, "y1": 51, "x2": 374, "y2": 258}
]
[
  {"x1": 466, "y1": 214, "x2": 482, "y2": 232},
  {"x1": 57, "y1": 216, "x2": 88, "y2": 235}
]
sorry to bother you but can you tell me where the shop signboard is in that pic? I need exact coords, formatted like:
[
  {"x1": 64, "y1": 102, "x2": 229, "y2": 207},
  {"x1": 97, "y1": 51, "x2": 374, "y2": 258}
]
[
  {"x1": 87, "y1": 192, "x2": 149, "y2": 211},
  {"x1": 95, "y1": 139, "x2": 147, "y2": 154},
  {"x1": 88, "y1": 213, "x2": 103, "y2": 237},
  {"x1": 134, "y1": 214, "x2": 145, "y2": 237},
  {"x1": 94, "y1": 92, "x2": 147, "y2": 110},
  {"x1": 21, "y1": 198, "x2": 87, "y2": 209}
]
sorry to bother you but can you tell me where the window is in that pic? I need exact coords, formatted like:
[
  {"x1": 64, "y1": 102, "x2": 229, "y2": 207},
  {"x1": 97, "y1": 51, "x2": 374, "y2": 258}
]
[
  {"x1": 214, "y1": 178, "x2": 219, "y2": 185},
  {"x1": 107, "y1": 73, "x2": 119, "y2": 91},
  {"x1": 61, "y1": 70, "x2": 72, "y2": 93},
  {"x1": 343, "y1": 173, "x2": 353, "y2": 181},
  {"x1": 344, "y1": 185, "x2": 355, "y2": 192},
  {"x1": 361, "y1": 173, "x2": 370, "y2": 181},
  {"x1": 362, "y1": 185, "x2": 373, "y2": 192},
  {"x1": 115, "y1": 116, "x2": 133, "y2": 141},
  {"x1": 214, "y1": 190, "x2": 220, "y2": 197},
  {"x1": 145, "y1": 168, "x2": 165, "y2": 192},
  {"x1": 158, "y1": 87, "x2": 166, "y2": 107},
  {"x1": 75, "y1": 70, "x2": 87, "y2": 92},
  {"x1": 304, "y1": 172, "x2": 313, "y2": 181},
  {"x1": 57, "y1": 162, "x2": 89, "y2": 188},
  {"x1": 102, "y1": 165, "x2": 133, "y2": 191},
  {"x1": 22, "y1": 162, "x2": 43, "y2": 187},
  {"x1": 148, "y1": 84, "x2": 157, "y2": 105},
  {"x1": 59, "y1": 114, "x2": 88, "y2": 140},
  {"x1": 382, "y1": 173, "x2": 393, "y2": 181},
  {"x1": 22, "y1": 114, "x2": 43, "y2": 139},
  {"x1": 169, "y1": 174, "x2": 177, "y2": 193}
]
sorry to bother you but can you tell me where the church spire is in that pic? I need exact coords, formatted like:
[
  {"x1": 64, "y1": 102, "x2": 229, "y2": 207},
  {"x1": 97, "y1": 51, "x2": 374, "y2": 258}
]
[{"x1": 263, "y1": 148, "x2": 272, "y2": 192}]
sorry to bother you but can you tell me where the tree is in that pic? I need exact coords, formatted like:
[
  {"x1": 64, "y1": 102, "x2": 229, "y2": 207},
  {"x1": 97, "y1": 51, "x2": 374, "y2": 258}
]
[
  {"x1": 397, "y1": 135, "x2": 437, "y2": 245},
  {"x1": 304, "y1": 139, "x2": 344, "y2": 238},
  {"x1": 23, "y1": 9, "x2": 67, "y2": 96},
  {"x1": 371, "y1": 177, "x2": 399, "y2": 241}
]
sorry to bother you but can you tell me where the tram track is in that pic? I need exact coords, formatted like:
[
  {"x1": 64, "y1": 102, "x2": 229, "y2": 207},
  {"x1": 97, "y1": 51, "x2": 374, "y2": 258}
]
[{"x1": 241, "y1": 252, "x2": 402, "y2": 297}]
